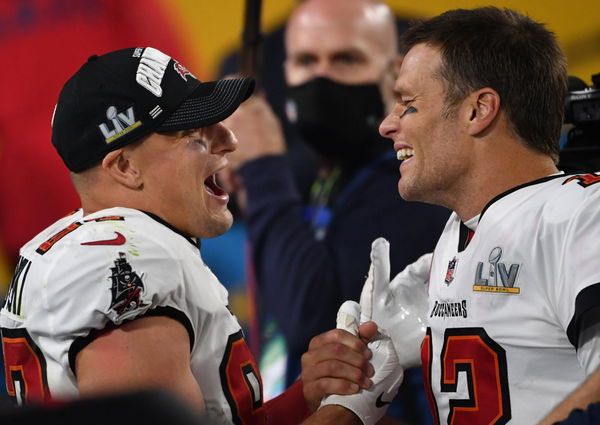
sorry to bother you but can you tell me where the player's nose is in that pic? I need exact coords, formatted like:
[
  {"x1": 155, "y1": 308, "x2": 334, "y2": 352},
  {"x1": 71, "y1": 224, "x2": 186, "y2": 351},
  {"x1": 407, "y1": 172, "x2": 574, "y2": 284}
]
[
  {"x1": 212, "y1": 122, "x2": 238, "y2": 154},
  {"x1": 379, "y1": 111, "x2": 399, "y2": 140}
]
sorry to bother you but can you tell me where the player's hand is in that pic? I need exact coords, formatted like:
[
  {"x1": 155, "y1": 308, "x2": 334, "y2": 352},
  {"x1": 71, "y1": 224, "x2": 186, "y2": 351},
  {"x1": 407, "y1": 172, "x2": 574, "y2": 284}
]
[
  {"x1": 301, "y1": 317, "x2": 376, "y2": 413},
  {"x1": 360, "y1": 238, "x2": 431, "y2": 369},
  {"x1": 221, "y1": 94, "x2": 285, "y2": 170},
  {"x1": 320, "y1": 301, "x2": 404, "y2": 425}
]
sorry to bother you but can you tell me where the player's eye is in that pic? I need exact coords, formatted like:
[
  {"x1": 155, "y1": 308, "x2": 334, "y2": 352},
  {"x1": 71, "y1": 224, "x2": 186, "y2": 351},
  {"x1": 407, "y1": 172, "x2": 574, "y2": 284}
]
[
  {"x1": 193, "y1": 138, "x2": 208, "y2": 150},
  {"x1": 398, "y1": 99, "x2": 417, "y2": 118},
  {"x1": 185, "y1": 132, "x2": 207, "y2": 150}
]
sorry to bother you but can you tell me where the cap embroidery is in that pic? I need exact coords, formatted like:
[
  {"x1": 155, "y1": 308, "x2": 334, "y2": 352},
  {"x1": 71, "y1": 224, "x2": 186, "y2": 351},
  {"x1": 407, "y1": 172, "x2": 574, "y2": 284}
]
[
  {"x1": 98, "y1": 106, "x2": 142, "y2": 143},
  {"x1": 135, "y1": 47, "x2": 171, "y2": 97},
  {"x1": 174, "y1": 61, "x2": 195, "y2": 82},
  {"x1": 149, "y1": 105, "x2": 163, "y2": 119}
]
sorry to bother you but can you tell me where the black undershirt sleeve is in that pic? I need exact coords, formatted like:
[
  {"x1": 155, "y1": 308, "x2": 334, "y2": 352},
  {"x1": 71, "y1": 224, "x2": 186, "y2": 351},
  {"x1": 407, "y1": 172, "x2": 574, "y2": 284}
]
[
  {"x1": 566, "y1": 282, "x2": 600, "y2": 348},
  {"x1": 68, "y1": 306, "x2": 194, "y2": 376}
]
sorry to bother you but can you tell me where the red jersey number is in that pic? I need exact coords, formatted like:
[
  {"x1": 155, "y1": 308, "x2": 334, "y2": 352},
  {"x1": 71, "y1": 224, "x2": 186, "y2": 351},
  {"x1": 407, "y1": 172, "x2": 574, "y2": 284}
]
[
  {"x1": 563, "y1": 173, "x2": 600, "y2": 188},
  {"x1": 422, "y1": 327, "x2": 511, "y2": 425},
  {"x1": 219, "y1": 330, "x2": 265, "y2": 425},
  {"x1": 1, "y1": 327, "x2": 51, "y2": 405}
]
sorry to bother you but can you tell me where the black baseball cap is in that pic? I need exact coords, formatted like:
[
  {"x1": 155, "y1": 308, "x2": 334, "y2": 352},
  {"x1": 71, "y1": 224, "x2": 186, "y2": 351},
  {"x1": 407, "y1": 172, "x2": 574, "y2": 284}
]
[{"x1": 52, "y1": 47, "x2": 255, "y2": 172}]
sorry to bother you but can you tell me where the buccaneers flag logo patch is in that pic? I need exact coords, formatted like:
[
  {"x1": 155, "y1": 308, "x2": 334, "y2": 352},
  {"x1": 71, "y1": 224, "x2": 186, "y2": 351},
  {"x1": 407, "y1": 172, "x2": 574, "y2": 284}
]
[
  {"x1": 108, "y1": 252, "x2": 148, "y2": 316},
  {"x1": 174, "y1": 61, "x2": 195, "y2": 81}
]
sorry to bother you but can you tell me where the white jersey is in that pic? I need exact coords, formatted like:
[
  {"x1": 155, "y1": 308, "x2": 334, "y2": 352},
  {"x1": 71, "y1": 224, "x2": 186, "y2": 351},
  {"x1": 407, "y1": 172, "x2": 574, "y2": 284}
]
[
  {"x1": 424, "y1": 173, "x2": 600, "y2": 425},
  {"x1": 1, "y1": 207, "x2": 263, "y2": 424}
]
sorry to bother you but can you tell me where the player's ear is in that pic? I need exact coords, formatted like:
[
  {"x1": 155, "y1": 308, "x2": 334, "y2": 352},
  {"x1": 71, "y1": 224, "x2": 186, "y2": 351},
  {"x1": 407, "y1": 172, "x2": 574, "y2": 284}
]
[
  {"x1": 465, "y1": 87, "x2": 500, "y2": 136},
  {"x1": 101, "y1": 148, "x2": 143, "y2": 189}
]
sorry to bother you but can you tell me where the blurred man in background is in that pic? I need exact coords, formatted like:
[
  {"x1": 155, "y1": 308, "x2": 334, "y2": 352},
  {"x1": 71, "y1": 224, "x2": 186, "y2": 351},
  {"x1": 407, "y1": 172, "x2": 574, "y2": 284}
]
[{"x1": 222, "y1": 0, "x2": 449, "y2": 422}]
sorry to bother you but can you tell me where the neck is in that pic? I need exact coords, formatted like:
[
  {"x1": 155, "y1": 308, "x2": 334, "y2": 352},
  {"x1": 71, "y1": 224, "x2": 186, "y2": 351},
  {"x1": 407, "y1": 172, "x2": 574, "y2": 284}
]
[
  {"x1": 79, "y1": 183, "x2": 147, "y2": 218},
  {"x1": 449, "y1": 141, "x2": 559, "y2": 222}
]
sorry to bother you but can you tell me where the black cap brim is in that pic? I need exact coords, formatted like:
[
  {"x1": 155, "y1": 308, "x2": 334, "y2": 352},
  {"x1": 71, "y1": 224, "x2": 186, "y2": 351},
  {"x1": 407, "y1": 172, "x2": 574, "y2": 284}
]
[{"x1": 156, "y1": 77, "x2": 255, "y2": 132}]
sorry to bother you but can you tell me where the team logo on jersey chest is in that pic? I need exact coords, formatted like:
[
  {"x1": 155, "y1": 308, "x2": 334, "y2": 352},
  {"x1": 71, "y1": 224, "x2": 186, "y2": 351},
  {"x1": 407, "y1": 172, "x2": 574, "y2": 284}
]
[
  {"x1": 108, "y1": 252, "x2": 148, "y2": 316},
  {"x1": 473, "y1": 247, "x2": 521, "y2": 294}
]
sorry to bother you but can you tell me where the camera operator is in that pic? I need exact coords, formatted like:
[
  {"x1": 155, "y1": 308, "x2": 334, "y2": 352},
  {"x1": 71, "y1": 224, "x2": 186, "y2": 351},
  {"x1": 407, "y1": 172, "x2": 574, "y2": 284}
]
[{"x1": 558, "y1": 73, "x2": 600, "y2": 173}]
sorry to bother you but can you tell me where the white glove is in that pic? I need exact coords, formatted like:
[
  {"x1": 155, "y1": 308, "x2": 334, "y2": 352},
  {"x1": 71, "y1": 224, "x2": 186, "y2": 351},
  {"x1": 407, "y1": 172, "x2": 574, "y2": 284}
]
[
  {"x1": 320, "y1": 300, "x2": 404, "y2": 425},
  {"x1": 360, "y1": 238, "x2": 431, "y2": 369}
]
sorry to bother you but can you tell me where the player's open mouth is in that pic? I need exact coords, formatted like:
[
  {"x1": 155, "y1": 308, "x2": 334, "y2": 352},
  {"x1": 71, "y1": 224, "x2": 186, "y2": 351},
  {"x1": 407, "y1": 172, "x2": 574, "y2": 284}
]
[
  {"x1": 397, "y1": 148, "x2": 414, "y2": 161},
  {"x1": 204, "y1": 174, "x2": 227, "y2": 198}
]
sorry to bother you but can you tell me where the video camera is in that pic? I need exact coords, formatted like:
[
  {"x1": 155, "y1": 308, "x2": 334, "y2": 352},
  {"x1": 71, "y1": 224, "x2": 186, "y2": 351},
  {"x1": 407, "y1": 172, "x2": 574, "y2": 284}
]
[{"x1": 558, "y1": 73, "x2": 600, "y2": 173}]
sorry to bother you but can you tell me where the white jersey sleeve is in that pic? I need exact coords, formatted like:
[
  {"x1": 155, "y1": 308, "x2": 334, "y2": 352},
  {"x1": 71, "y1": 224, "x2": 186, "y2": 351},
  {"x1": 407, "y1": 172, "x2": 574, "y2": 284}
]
[
  {"x1": 577, "y1": 323, "x2": 600, "y2": 375},
  {"x1": 2, "y1": 208, "x2": 268, "y2": 424},
  {"x1": 2, "y1": 209, "x2": 201, "y2": 399},
  {"x1": 554, "y1": 187, "x2": 600, "y2": 347},
  {"x1": 549, "y1": 185, "x2": 600, "y2": 374},
  {"x1": 49, "y1": 229, "x2": 196, "y2": 374}
]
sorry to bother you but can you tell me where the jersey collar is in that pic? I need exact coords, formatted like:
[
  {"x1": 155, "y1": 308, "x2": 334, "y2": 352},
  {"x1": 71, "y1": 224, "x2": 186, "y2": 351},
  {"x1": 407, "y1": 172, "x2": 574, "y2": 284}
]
[
  {"x1": 478, "y1": 173, "x2": 566, "y2": 222},
  {"x1": 141, "y1": 210, "x2": 199, "y2": 248}
]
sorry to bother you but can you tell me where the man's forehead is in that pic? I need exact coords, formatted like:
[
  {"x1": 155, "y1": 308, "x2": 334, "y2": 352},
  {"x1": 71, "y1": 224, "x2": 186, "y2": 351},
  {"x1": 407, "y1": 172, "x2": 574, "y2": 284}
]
[
  {"x1": 395, "y1": 44, "x2": 442, "y2": 91},
  {"x1": 402, "y1": 44, "x2": 441, "y2": 70},
  {"x1": 285, "y1": 2, "x2": 392, "y2": 56},
  {"x1": 287, "y1": 20, "x2": 376, "y2": 54}
]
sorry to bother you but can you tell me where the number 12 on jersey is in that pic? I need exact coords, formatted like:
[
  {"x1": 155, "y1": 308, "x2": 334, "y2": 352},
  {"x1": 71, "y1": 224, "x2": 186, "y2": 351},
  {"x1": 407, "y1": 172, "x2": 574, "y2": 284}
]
[{"x1": 422, "y1": 327, "x2": 511, "y2": 425}]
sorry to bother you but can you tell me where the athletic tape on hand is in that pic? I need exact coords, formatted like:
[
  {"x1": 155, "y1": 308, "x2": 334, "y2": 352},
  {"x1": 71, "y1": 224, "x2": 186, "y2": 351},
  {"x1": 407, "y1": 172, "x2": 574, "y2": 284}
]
[
  {"x1": 359, "y1": 238, "x2": 390, "y2": 324},
  {"x1": 320, "y1": 293, "x2": 403, "y2": 424},
  {"x1": 360, "y1": 237, "x2": 431, "y2": 369},
  {"x1": 336, "y1": 300, "x2": 361, "y2": 336}
]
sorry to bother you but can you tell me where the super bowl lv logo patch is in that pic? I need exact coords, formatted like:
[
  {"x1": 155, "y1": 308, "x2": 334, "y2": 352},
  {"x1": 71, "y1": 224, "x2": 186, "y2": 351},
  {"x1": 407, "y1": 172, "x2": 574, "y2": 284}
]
[
  {"x1": 108, "y1": 252, "x2": 148, "y2": 316},
  {"x1": 473, "y1": 247, "x2": 521, "y2": 294},
  {"x1": 98, "y1": 106, "x2": 141, "y2": 144}
]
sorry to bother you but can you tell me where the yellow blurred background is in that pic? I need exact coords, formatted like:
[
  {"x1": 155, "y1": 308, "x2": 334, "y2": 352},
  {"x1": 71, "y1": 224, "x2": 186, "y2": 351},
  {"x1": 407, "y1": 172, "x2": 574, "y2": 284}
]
[{"x1": 173, "y1": 0, "x2": 600, "y2": 84}]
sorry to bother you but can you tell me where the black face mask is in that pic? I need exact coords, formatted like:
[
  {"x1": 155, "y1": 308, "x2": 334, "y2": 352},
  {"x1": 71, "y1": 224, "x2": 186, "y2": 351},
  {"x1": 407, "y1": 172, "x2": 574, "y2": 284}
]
[{"x1": 286, "y1": 77, "x2": 388, "y2": 164}]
